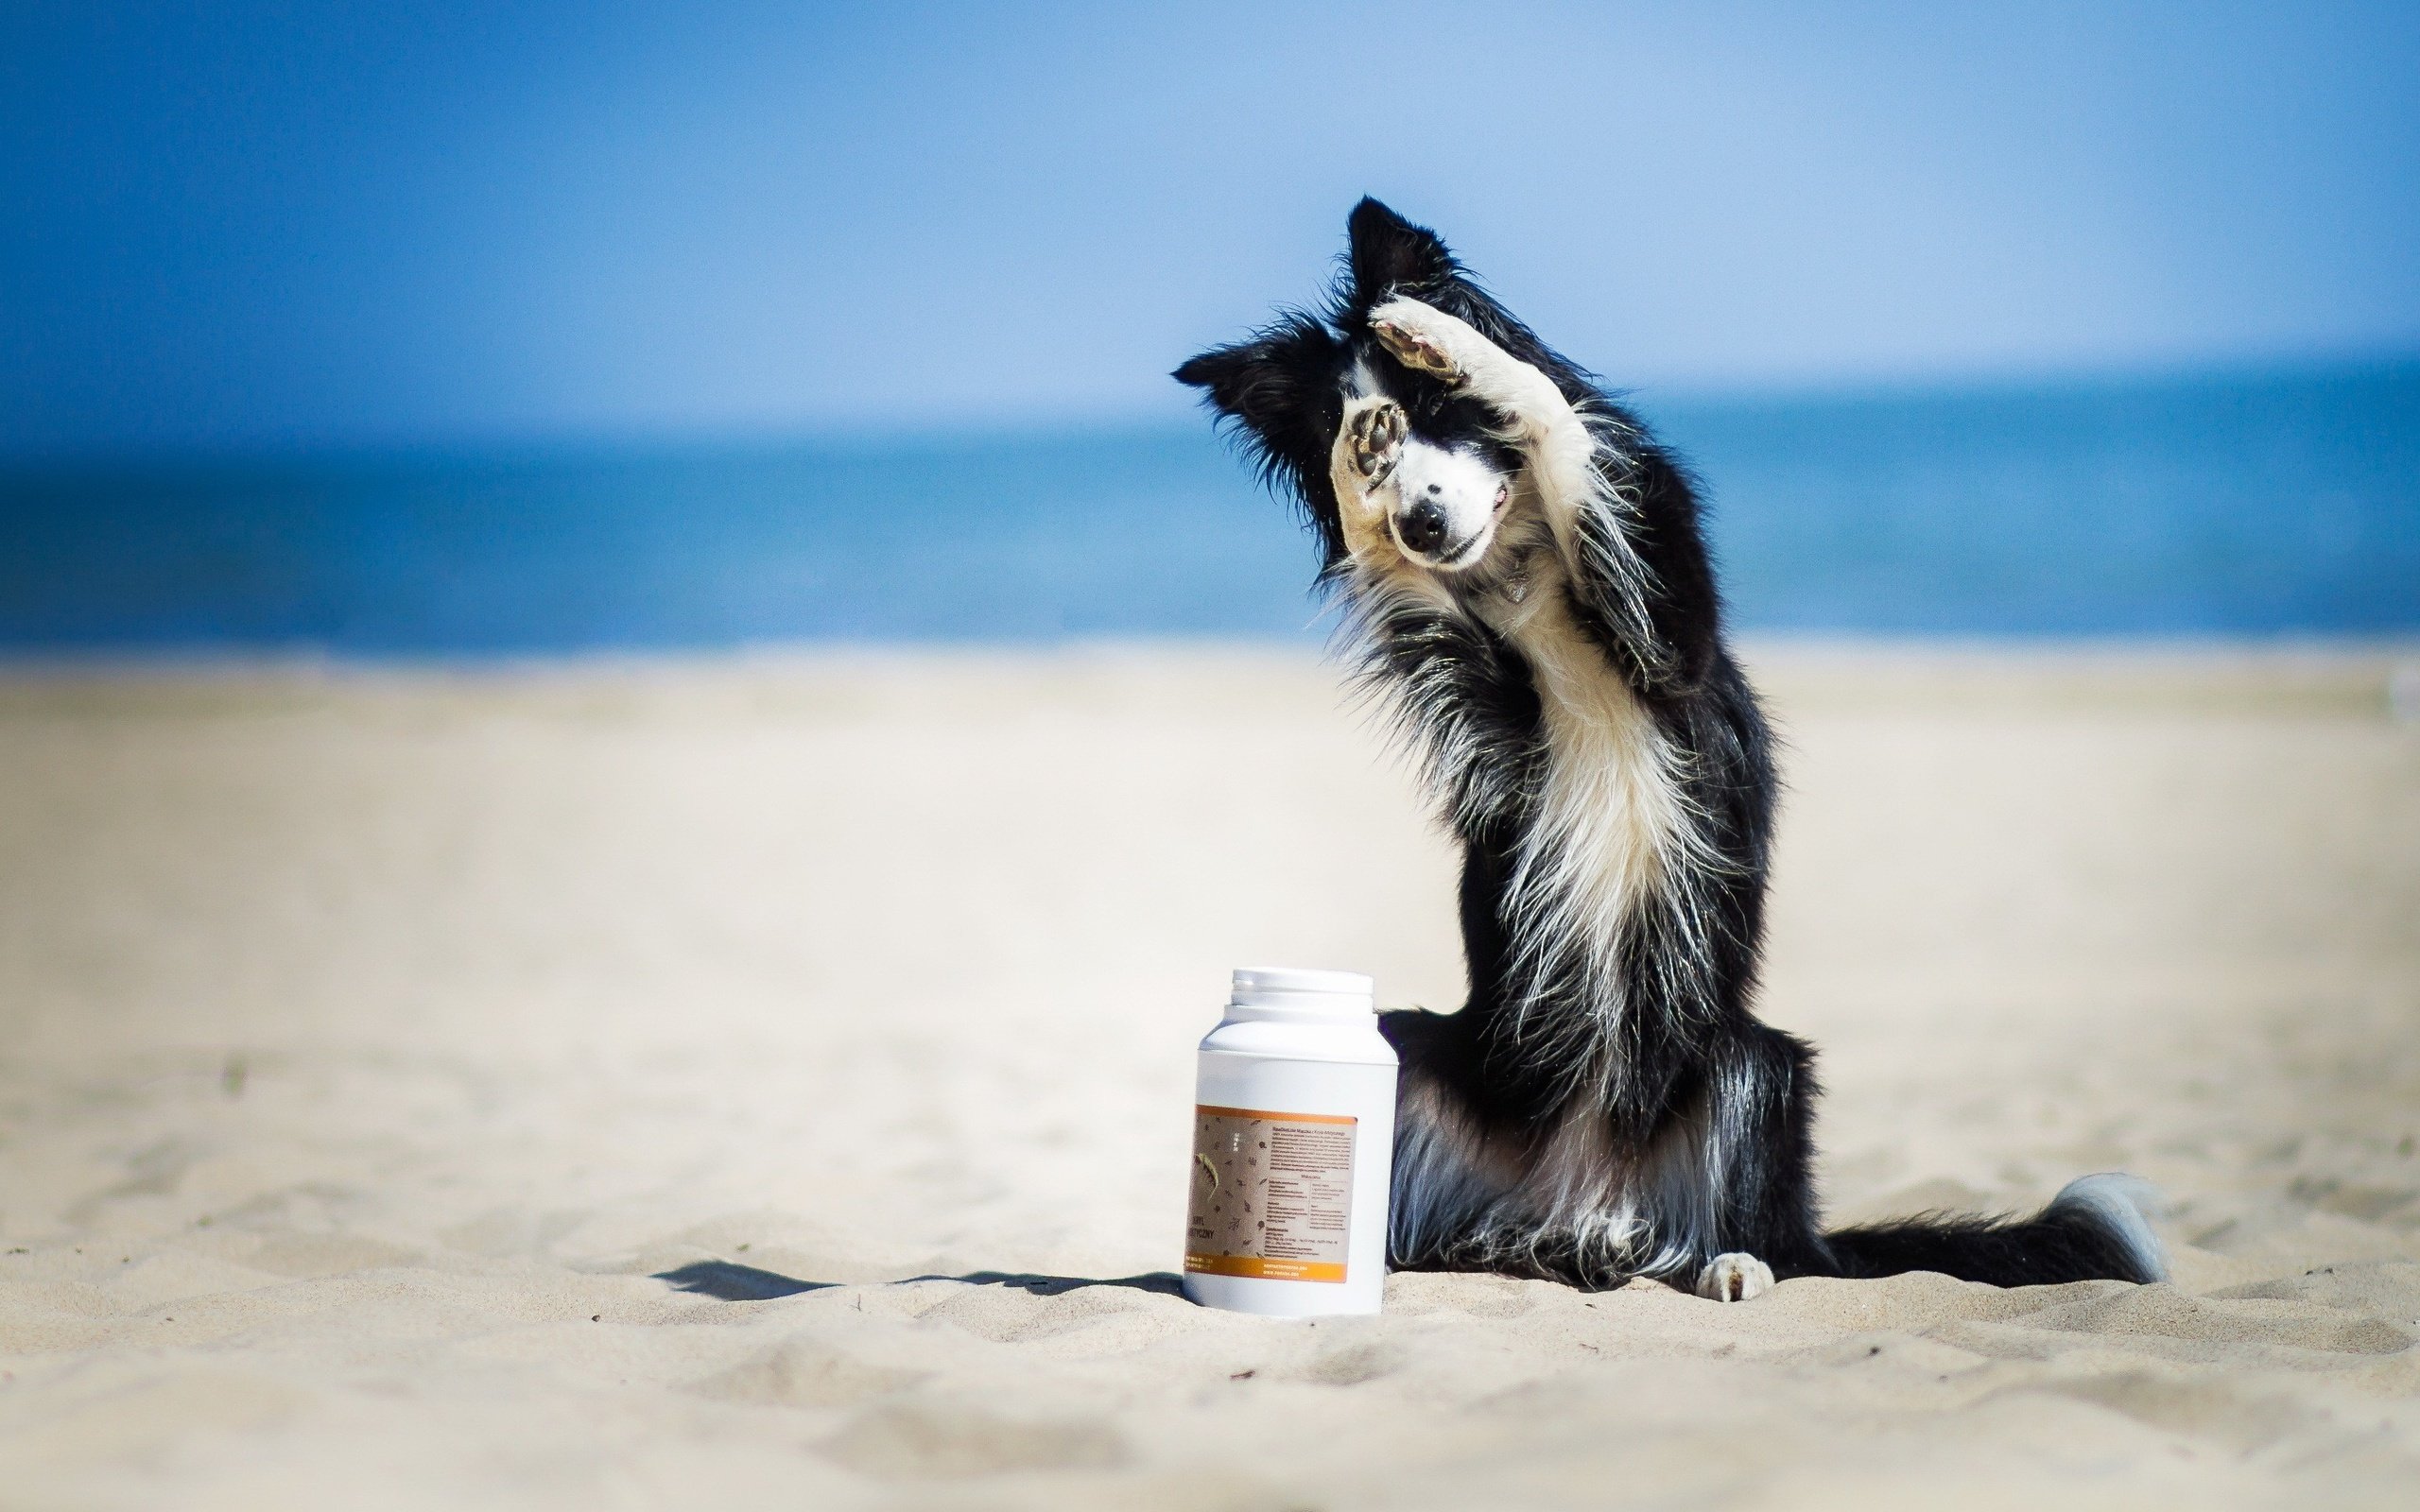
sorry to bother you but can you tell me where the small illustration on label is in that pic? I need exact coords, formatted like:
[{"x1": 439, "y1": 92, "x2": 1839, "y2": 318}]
[{"x1": 1184, "y1": 1104, "x2": 1356, "y2": 1283}]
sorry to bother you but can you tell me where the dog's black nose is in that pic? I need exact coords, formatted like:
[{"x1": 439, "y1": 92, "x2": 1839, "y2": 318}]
[{"x1": 1396, "y1": 500, "x2": 1449, "y2": 556}]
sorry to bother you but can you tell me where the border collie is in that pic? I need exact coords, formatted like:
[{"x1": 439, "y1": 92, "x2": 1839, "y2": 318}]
[{"x1": 1176, "y1": 198, "x2": 2165, "y2": 1300}]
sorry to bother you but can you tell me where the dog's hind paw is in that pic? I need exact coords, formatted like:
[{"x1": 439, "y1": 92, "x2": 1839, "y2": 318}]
[
  {"x1": 1344, "y1": 399, "x2": 1407, "y2": 485},
  {"x1": 1694, "y1": 1253, "x2": 1773, "y2": 1302}
]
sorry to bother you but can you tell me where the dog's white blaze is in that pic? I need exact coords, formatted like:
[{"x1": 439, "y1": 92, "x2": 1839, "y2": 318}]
[{"x1": 1389, "y1": 439, "x2": 1506, "y2": 562}]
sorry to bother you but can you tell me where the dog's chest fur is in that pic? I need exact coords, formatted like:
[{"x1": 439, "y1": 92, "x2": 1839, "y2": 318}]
[{"x1": 1450, "y1": 501, "x2": 1695, "y2": 998}]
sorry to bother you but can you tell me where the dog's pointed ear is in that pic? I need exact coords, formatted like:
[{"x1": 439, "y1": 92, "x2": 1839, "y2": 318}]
[
  {"x1": 1348, "y1": 197, "x2": 1457, "y2": 301},
  {"x1": 1172, "y1": 317, "x2": 1337, "y2": 440},
  {"x1": 1171, "y1": 344, "x2": 1259, "y2": 410},
  {"x1": 1172, "y1": 341, "x2": 1287, "y2": 437},
  {"x1": 1175, "y1": 317, "x2": 1347, "y2": 534}
]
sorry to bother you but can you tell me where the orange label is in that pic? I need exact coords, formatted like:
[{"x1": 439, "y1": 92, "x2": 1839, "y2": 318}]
[
  {"x1": 1195, "y1": 1103, "x2": 1357, "y2": 1125},
  {"x1": 1182, "y1": 1254, "x2": 1349, "y2": 1283},
  {"x1": 1184, "y1": 1105, "x2": 1356, "y2": 1284}
]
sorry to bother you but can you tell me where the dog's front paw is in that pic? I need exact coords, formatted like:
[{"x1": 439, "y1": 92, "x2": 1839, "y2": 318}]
[
  {"x1": 1345, "y1": 399, "x2": 1407, "y2": 485},
  {"x1": 1370, "y1": 302, "x2": 1468, "y2": 387},
  {"x1": 1694, "y1": 1253, "x2": 1773, "y2": 1302}
]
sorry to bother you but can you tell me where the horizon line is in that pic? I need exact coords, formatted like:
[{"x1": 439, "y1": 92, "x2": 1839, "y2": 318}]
[{"x1": 7, "y1": 345, "x2": 2415, "y2": 474}]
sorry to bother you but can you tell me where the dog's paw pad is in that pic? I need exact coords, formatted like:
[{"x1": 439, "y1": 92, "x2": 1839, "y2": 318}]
[
  {"x1": 1694, "y1": 1253, "x2": 1773, "y2": 1302},
  {"x1": 1346, "y1": 400, "x2": 1407, "y2": 482},
  {"x1": 1372, "y1": 318, "x2": 1465, "y2": 385}
]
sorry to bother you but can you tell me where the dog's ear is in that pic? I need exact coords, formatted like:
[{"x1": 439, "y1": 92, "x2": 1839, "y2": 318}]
[
  {"x1": 1172, "y1": 316, "x2": 1340, "y2": 444},
  {"x1": 1171, "y1": 342, "x2": 1269, "y2": 419},
  {"x1": 1174, "y1": 316, "x2": 1348, "y2": 555},
  {"x1": 1347, "y1": 197, "x2": 1457, "y2": 302}
]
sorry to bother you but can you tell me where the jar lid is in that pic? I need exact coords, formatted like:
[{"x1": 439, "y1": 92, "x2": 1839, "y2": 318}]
[{"x1": 1228, "y1": 965, "x2": 1375, "y2": 1013}]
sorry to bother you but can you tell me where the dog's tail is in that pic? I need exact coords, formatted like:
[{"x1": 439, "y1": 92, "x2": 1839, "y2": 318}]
[{"x1": 1819, "y1": 1174, "x2": 2168, "y2": 1286}]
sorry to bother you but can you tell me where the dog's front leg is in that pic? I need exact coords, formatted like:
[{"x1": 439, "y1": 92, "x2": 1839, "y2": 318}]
[
  {"x1": 1327, "y1": 394, "x2": 1408, "y2": 563},
  {"x1": 1368, "y1": 297, "x2": 1673, "y2": 678},
  {"x1": 1366, "y1": 298, "x2": 1605, "y2": 557},
  {"x1": 1369, "y1": 300, "x2": 1567, "y2": 433},
  {"x1": 1370, "y1": 297, "x2": 1588, "y2": 468}
]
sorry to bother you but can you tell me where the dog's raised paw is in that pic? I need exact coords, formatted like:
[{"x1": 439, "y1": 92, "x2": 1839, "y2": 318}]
[
  {"x1": 1694, "y1": 1253, "x2": 1773, "y2": 1302},
  {"x1": 1345, "y1": 400, "x2": 1407, "y2": 483},
  {"x1": 1371, "y1": 317, "x2": 1465, "y2": 386}
]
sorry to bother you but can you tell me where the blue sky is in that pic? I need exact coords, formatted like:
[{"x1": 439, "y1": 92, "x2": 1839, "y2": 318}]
[{"x1": 5, "y1": 1, "x2": 2416, "y2": 456}]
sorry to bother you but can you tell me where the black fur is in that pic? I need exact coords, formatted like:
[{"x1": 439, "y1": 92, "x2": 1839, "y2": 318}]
[{"x1": 1176, "y1": 198, "x2": 2163, "y2": 1295}]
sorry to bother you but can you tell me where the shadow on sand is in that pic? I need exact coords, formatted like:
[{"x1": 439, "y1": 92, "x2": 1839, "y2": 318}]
[{"x1": 653, "y1": 1261, "x2": 1185, "y2": 1303}]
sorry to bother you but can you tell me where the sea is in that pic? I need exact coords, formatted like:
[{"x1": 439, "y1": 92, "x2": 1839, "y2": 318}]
[{"x1": 3, "y1": 361, "x2": 2414, "y2": 652}]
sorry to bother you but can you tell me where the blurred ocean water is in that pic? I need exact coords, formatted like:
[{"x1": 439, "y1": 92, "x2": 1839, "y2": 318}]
[{"x1": 2, "y1": 362, "x2": 2412, "y2": 651}]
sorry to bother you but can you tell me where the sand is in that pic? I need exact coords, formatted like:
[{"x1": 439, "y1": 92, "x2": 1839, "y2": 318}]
[{"x1": 0, "y1": 644, "x2": 2414, "y2": 1510}]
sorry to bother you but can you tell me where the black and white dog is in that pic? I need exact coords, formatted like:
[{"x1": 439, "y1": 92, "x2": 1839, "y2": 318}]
[{"x1": 1177, "y1": 198, "x2": 2165, "y2": 1300}]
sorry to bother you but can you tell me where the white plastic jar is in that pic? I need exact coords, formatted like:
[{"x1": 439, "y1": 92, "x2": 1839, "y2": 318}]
[{"x1": 1182, "y1": 966, "x2": 1399, "y2": 1316}]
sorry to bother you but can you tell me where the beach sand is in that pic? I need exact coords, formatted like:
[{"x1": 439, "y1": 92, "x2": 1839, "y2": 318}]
[{"x1": 1, "y1": 645, "x2": 2415, "y2": 1509}]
